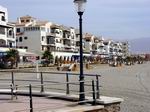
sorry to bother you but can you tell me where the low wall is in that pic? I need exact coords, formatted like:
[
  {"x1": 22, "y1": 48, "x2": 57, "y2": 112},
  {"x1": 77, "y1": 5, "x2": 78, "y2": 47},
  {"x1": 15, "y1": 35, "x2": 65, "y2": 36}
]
[{"x1": 86, "y1": 103, "x2": 121, "y2": 112}]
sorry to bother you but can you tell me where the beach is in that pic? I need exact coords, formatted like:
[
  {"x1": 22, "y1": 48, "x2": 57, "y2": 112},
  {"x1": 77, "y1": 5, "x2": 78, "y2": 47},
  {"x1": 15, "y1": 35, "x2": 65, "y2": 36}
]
[{"x1": 86, "y1": 62, "x2": 150, "y2": 112}]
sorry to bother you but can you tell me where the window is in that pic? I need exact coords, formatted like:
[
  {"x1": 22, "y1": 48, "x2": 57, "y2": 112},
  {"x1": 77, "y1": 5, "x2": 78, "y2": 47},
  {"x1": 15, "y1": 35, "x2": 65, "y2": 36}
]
[
  {"x1": 24, "y1": 46, "x2": 28, "y2": 49},
  {"x1": 24, "y1": 37, "x2": 28, "y2": 40},
  {"x1": 42, "y1": 46, "x2": 44, "y2": 50},
  {"x1": 8, "y1": 30, "x2": 12, "y2": 36},
  {"x1": 76, "y1": 41, "x2": 80, "y2": 46},
  {"x1": 1, "y1": 16, "x2": 5, "y2": 21},
  {"x1": 21, "y1": 20, "x2": 24, "y2": 23},
  {"x1": 57, "y1": 47, "x2": 60, "y2": 51},
  {"x1": 32, "y1": 27, "x2": 35, "y2": 30},
  {"x1": 19, "y1": 37, "x2": 22, "y2": 42},
  {"x1": 42, "y1": 36, "x2": 45, "y2": 41},
  {"x1": 16, "y1": 28, "x2": 20, "y2": 33},
  {"x1": 9, "y1": 43, "x2": 12, "y2": 48},
  {"x1": 26, "y1": 20, "x2": 30, "y2": 22},
  {"x1": 55, "y1": 30, "x2": 59, "y2": 34},
  {"x1": 0, "y1": 27, "x2": 5, "y2": 34},
  {"x1": 51, "y1": 29, "x2": 55, "y2": 33},
  {"x1": 37, "y1": 27, "x2": 40, "y2": 30},
  {"x1": 110, "y1": 48, "x2": 113, "y2": 52}
]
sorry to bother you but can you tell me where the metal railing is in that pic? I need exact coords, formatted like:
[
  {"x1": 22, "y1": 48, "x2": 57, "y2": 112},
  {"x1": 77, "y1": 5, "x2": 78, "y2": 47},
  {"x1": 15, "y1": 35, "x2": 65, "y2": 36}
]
[
  {"x1": 0, "y1": 71, "x2": 101, "y2": 99},
  {"x1": 0, "y1": 71, "x2": 101, "y2": 111},
  {"x1": 0, "y1": 80, "x2": 100, "y2": 112}
]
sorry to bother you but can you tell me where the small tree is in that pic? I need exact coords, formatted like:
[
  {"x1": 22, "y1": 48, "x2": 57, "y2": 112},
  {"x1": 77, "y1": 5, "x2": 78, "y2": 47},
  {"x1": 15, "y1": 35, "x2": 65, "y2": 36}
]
[
  {"x1": 42, "y1": 50, "x2": 53, "y2": 66},
  {"x1": 5, "y1": 49, "x2": 19, "y2": 68}
]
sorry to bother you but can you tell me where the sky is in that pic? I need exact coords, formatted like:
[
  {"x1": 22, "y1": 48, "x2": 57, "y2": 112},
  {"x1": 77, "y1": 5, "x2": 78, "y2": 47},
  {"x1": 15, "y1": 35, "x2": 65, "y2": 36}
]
[{"x1": 1, "y1": 0, "x2": 150, "y2": 40}]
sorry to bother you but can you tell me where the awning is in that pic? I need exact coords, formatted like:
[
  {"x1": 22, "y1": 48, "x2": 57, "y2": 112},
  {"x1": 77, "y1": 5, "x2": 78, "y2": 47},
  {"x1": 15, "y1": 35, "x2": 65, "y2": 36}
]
[{"x1": 19, "y1": 51, "x2": 37, "y2": 56}]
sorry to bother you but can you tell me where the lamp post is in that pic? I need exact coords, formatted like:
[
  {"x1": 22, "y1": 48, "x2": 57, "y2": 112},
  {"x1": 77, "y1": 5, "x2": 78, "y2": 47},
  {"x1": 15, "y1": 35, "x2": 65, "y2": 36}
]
[{"x1": 74, "y1": 0, "x2": 87, "y2": 102}]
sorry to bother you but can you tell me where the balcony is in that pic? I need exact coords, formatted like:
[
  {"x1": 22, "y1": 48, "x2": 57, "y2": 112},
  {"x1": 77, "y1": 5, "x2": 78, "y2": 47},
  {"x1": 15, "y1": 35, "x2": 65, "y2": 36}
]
[
  {"x1": 63, "y1": 44, "x2": 71, "y2": 48},
  {"x1": 92, "y1": 44, "x2": 97, "y2": 50},
  {"x1": 97, "y1": 49, "x2": 106, "y2": 54},
  {"x1": 46, "y1": 36, "x2": 55, "y2": 46},
  {"x1": 63, "y1": 33, "x2": 71, "y2": 40},
  {"x1": 63, "y1": 39, "x2": 71, "y2": 46},
  {"x1": 0, "y1": 26, "x2": 5, "y2": 35},
  {"x1": 43, "y1": 46, "x2": 56, "y2": 52},
  {"x1": 54, "y1": 49, "x2": 78, "y2": 53},
  {"x1": 46, "y1": 32, "x2": 56, "y2": 37}
]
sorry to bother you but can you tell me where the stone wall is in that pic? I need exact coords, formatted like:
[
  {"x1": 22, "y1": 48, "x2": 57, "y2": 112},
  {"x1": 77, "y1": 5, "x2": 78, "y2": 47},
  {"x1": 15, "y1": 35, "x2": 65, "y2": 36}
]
[{"x1": 85, "y1": 103, "x2": 121, "y2": 112}]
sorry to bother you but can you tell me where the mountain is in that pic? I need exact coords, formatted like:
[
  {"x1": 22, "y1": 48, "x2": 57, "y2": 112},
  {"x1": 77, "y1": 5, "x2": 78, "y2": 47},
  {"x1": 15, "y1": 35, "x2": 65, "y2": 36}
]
[{"x1": 129, "y1": 37, "x2": 150, "y2": 54}]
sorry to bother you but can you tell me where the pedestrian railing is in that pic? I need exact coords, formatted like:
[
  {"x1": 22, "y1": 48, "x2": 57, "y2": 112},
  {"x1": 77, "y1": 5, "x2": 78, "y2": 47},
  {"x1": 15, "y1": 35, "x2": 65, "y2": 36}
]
[{"x1": 0, "y1": 71, "x2": 101, "y2": 112}]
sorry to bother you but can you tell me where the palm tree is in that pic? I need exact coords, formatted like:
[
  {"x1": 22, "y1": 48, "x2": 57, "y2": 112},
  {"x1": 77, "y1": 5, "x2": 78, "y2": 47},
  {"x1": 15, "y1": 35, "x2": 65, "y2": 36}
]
[
  {"x1": 5, "y1": 49, "x2": 19, "y2": 68},
  {"x1": 42, "y1": 50, "x2": 53, "y2": 66}
]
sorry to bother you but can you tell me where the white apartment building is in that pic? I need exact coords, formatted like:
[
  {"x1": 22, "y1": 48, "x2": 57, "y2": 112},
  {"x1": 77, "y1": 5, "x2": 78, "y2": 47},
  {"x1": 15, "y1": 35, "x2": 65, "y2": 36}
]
[
  {"x1": 91, "y1": 37, "x2": 101, "y2": 56},
  {"x1": 15, "y1": 15, "x2": 79, "y2": 61},
  {"x1": 113, "y1": 42, "x2": 123, "y2": 56},
  {"x1": 15, "y1": 15, "x2": 129, "y2": 62},
  {"x1": 102, "y1": 40, "x2": 126, "y2": 59},
  {"x1": 96, "y1": 37, "x2": 105, "y2": 58},
  {"x1": 50, "y1": 24, "x2": 78, "y2": 61},
  {"x1": 60, "y1": 25, "x2": 77, "y2": 52},
  {"x1": 16, "y1": 15, "x2": 52, "y2": 55},
  {"x1": 0, "y1": 5, "x2": 16, "y2": 48},
  {"x1": 83, "y1": 33, "x2": 96, "y2": 54},
  {"x1": 83, "y1": 34, "x2": 124, "y2": 59},
  {"x1": 102, "y1": 39, "x2": 114, "y2": 58},
  {"x1": 0, "y1": 5, "x2": 130, "y2": 64},
  {"x1": 121, "y1": 41, "x2": 130, "y2": 57}
]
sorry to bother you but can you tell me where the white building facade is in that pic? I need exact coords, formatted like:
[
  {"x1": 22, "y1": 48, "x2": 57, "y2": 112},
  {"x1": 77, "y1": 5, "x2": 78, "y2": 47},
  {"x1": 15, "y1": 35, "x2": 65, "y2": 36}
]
[
  {"x1": 15, "y1": 16, "x2": 79, "y2": 61},
  {"x1": 0, "y1": 5, "x2": 16, "y2": 48},
  {"x1": 15, "y1": 15, "x2": 130, "y2": 62}
]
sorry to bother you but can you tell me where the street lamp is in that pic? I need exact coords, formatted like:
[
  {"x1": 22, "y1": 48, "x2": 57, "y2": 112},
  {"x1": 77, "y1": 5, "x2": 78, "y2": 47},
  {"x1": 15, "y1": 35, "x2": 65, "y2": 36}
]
[{"x1": 74, "y1": 0, "x2": 87, "y2": 102}]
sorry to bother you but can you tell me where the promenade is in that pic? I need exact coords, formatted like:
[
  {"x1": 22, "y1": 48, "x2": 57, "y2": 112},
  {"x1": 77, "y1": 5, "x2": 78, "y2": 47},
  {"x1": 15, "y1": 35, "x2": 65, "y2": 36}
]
[{"x1": 0, "y1": 95, "x2": 72, "y2": 112}]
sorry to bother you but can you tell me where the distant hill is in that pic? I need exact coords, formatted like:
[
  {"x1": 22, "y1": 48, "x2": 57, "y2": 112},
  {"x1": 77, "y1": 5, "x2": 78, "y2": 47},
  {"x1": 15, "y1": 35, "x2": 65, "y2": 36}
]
[{"x1": 129, "y1": 37, "x2": 150, "y2": 54}]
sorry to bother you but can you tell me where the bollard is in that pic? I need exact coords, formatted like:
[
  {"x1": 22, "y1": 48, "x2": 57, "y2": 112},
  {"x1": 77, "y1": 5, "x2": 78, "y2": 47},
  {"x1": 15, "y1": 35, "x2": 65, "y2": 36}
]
[
  {"x1": 66, "y1": 73, "x2": 70, "y2": 94},
  {"x1": 96, "y1": 75, "x2": 100, "y2": 99},
  {"x1": 29, "y1": 84, "x2": 33, "y2": 112},
  {"x1": 40, "y1": 72, "x2": 44, "y2": 92},
  {"x1": 92, "y1": 80, "x2": 96, "y2": 105},
  {"x1": 11, "y1": 72, "x2": 14, "y2": 86},
  {"x1": 15, "y1": 85, "x2": 18, "y2": 99}
]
